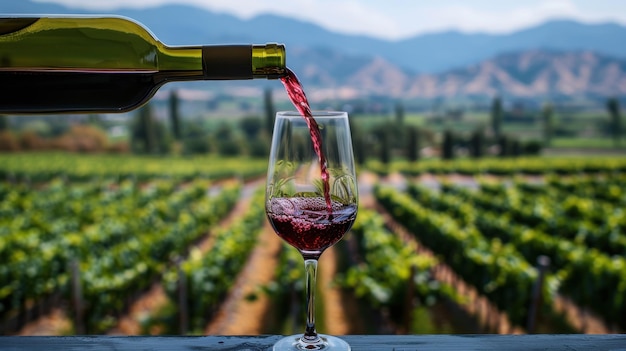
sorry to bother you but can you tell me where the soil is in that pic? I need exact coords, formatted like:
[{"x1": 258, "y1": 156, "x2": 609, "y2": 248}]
[
  {"x1": 204, "y1": 220, "x2": 281, "y2": 335},
  {"x1": 553, "y1": 296, "x2": 616, "y2": 334},
  {"x1": 319, "y1": 246, "x2": 353, "y2": 335},
  {"x1": 16, "y1": 308, "x2": 72, "y2": 336}
]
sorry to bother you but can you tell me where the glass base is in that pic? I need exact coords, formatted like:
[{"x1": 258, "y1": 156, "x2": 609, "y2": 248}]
[{"x1": 273, "y1": 334, "x2": 351, "y2": 351}]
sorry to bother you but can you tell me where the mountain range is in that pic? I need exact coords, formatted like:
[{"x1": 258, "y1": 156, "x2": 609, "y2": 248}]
[
  {"x1": 3, "y1": 0, "x2": 626, "y2": 100},
  {"x1": 319, "y1": 50, "x2": 626, "y2": 100}
]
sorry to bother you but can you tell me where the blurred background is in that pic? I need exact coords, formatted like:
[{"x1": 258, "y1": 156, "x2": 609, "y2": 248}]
[
  {"x1": 1, "y1": 0, "x2": 625, "y2": 338},
  {"x1": 3, "y1": 0, "x2": 626, "y2": 153}
]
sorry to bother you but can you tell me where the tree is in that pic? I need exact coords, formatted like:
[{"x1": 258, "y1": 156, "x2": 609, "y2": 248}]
[
  {"x1": 169, "y1": 90, "x2": 182, "y2": 140},
  {"x1": 349, "y1": 119, "x2": 366, "y2": 165},
  {"x1": 406, "y1": 126, "x2": 420, "y2": 163},
  {"x1": 541, "y1": 103, "x2": 554, "y2": 147},
  {"x1": 392, "y1": 102, "x2": 407, "y2": 150},
  {"x1": 607, "y1": 97, "x2": 622, "y2": 147},
  {"x1": 87, "y1": 114, "x2": 103, "y2": 127},
  {"x1": 182, "y1": 120, "x2": 211, "y2": 155},
  {"x1": 215, "y1": 123, "x2": 242, "y2": 156},
  {"x1": 247, "y1": 136, "x2": 270, "y2": 158},
  {"x1": 511, "y1": 139, "x2": 521, "y2": 157},
  {"x1": 442, "y1": 130, "x2": 455, "y2": 160},
  {"x1": 240, "y1": 115, "x2": 268, "y2": 157},
  {"x1": 264, "y1": 88, "x2": 275, "y2": 135},
  {"x1": 52, "y1": 124, "x2": 108, "y2": 152},
  {"x1": 131, "y1": 103, "x2": 166, "y2": 154},
  {"x1": 142, "y1": 104, "x2": 157, "y2": 154},
  {"x1": 491, "y1": 96, "x2": 503, "y2": 139},
  {"x1": 394, "y1": 101, "x2": 405, "y2": 126},
  {"x1": 498, "y1": 135, "x2": 509, "y2": 157},
  {"x1": 0, "y1": 131, "x2": 19, "y2": 151},
  {"x1": 379, "y1": 128, "x2": 391, "y2": 165},
  {"x1": 469, "y1": 128, "x2": 484, "y2": 158},
  {"x1": 239, "y1": 116, "x2": 263, "y2": 139},
  {"x1": 0, "y1": 115, "x2": 8, "y2": 131}
]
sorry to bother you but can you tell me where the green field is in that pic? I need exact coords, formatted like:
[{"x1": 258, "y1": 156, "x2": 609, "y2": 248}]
[{"x1": 0, "y1": 153, "x2": 269, "y2": 182}]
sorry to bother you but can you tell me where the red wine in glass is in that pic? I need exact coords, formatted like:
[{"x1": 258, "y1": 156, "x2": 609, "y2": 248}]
[
  {"x1": 268, "y1": 69, "x2": 357, "y2": 351},
  {"x1": 267, "y1": 197, "x2": 357, "y2": 260}
]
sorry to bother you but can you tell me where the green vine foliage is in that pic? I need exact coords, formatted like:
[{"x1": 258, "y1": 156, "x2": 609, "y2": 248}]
[
  {"x1": 162, "y1": 186, "x2": 264, "y2": 333},
  {"x1": 375, "y1": 185, "x2": 545, "y2": 328},
  {"x1": 0, "y1": 178, "x2": 240, "y2": 332},
  {"x1": 336, "y1": 209, "x2": 457, "y2": 326},
  {"x1": 403, "y1": 175, "x2": 626, "y2": 329}
]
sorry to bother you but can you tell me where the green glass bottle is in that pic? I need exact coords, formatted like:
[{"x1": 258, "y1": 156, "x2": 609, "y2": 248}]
[{"x1": 0, "y1": 15, "x2": 286, "y2": 114}]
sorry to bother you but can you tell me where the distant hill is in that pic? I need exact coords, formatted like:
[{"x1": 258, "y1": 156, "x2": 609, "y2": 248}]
[
  {"x1": 3, "y1": 0, "x2": 626, "y2": 99},
  {"x1": 291, "y1": 49, "x2": 626, "y2": 99},
  {"x1": 393, "y1": 19, "x2": 626, "y2": 73}
]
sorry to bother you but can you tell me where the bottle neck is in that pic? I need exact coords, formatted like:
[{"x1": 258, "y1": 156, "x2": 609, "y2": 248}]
[
  {"x1": 252, "y1": 43, "x2": 286, "y2": 79},
  {"x1": 201, "y1": 43, "x2": 286, "y2": 80}
]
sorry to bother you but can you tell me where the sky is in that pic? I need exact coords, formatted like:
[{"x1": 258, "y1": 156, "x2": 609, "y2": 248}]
[{"x1": 33, "y1": 0, "x2": 626, "y2": 40}]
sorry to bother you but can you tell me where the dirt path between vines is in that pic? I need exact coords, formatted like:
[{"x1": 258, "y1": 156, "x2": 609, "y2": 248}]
[
  {"x1": 319, "y1": 246, "x2": 353, "y2": 335},
  {"x1": 205, "y1": 214, "x2": 353, "y2": 336},
  {"x1": 204, "y1": 221, "x2": 281, "y2": 335},
  {"x1": 16, "y1": 308, "x2": 72, "y2": 336}
]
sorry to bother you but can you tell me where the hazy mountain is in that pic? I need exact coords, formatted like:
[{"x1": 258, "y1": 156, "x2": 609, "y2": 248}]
[
  {"x1": 384, "y1": 50, "x2": 626, "y2": 99},
  {"x1": 392, "y1": 20, "x2": 626, "y2": 73},
  {"x1": 3, "y1": 1, "x2": 626, "y2": 99},
  {"x1": 290, "y1": 49, "x2": 626, "y2": 99}
]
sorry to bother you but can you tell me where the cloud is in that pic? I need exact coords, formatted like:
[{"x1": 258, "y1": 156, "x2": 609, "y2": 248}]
[
  {"x1": 173, "y1": 0, "x2": 402, "y2": 39},
  {"x1": 420, "y1": 0, "x2": 581, "y2": 33}
]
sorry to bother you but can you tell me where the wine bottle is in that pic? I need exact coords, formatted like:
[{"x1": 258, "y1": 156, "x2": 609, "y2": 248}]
[{"x1": 0, "y1": 15, "x2": 286, "y2": 114}]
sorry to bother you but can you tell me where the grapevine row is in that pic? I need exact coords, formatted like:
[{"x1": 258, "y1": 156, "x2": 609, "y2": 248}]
[
  {"x1": 368, "y1": 157, "x2": 626, "y2": 177},
  {"x1": 161, "y1": 187, "x2": 266, "y2": 333},
  {"x1": 336, "y1": 208, "x2": 456, "y2": 330},
  {"x1": 0, "y1": 153, "x2": 268, "y2": 183},
  {"x1": 479, "y1": 174, "x2": 626, "y2": 208},
  {"x1": 81, "y1": 182, "x2": 241, "y2": 332},
  {"x1": 0, "y1": 179, "x2": 240, "y2": 332},
  {"x1": 442, "y1": 182, "x2": 626, "y2": 256},
  {"x1": 407, "y1": 183, "x2": 626, "y2": 328},
  {"x1": 374, "y1": 185, "x2": 546, "y2": 328}
]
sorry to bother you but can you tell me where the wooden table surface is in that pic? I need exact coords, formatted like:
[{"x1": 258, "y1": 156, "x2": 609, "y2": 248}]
[{"x1": 1, "y1": 335, "x2": 626, "y2": 350}]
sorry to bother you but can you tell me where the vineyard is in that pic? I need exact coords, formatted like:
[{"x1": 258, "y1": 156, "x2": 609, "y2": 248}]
[{"x1": 1, "y1": 152, "x2": 626, "y2": 335}]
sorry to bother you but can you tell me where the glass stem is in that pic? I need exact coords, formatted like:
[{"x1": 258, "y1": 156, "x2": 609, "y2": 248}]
[{"x1": 302, "y1": 258, "x2": 321, "y2": 343}]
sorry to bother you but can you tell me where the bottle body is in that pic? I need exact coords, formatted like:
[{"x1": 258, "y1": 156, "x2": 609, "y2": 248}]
[{"x1": 0, "y1": 16, "x2": 286, "y2": 114}]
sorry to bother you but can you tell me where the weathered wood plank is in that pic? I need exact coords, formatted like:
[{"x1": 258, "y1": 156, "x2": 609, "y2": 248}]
[{"x1": 1, "y1": 335, "x2": 625, "y2": 350}]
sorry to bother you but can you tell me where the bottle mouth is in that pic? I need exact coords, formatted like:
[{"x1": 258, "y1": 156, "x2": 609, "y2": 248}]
[{"x1": 252, "y1": 43, "x2": 286, "y2": 79}]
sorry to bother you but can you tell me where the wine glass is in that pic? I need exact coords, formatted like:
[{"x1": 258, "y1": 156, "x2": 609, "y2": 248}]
[{"x1": 265, "y1": 111, "x2": 358, "y2": 351}]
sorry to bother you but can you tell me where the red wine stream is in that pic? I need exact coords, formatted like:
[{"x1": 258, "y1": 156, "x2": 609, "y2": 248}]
[{"x1": 280, "y1": 68, "x2": 332, "y2": 212}]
